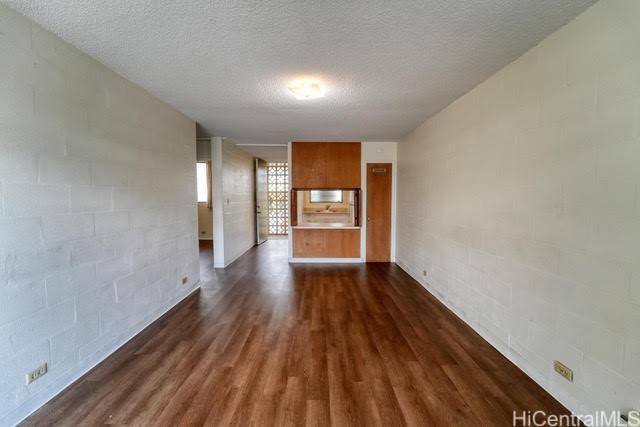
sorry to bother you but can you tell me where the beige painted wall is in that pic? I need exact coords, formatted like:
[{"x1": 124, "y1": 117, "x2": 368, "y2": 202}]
[
  {"x1": 197, "y1": 203, "x2": 213, "y2": 239},
  {"x1": 0, "y1": 4, "x2": 199, "y2": 425},
  {"x1": 397, "y1": 0, "x2": 639, "y2": 416}
]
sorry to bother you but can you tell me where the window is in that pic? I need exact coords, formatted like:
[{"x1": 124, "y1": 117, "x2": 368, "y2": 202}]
[
  {"x1": 196, "y1": 162, "x2": 209, "y2": 203},
  {"x1": 296, "y1": 190, "x2": 358, "y2": 227},
  {"x1": 267, "y1": 163, "x2": 289, "y2": 235},
  {"x1": 310, "y1": 190, "x2": 342, "y2": 203}
]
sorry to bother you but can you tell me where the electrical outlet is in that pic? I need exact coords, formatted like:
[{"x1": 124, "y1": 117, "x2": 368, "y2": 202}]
[
  {"x1": 26, "y1": 363, "x2": 48, "y2": 385},
  {"x1": 182, "y1": 276, "x2": 188, "y2": 284},
  {"x1": 554, "y1": 360, "x2": 573, "y2": 382}
]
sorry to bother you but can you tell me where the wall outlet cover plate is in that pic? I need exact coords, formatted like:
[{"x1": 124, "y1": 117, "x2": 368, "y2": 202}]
[
  {"x1": 26, "y1": 363, "x2": 48, "y2": 385},
  {"x1": 554, "y1": 360, "x2": 573, "y2": 382}
]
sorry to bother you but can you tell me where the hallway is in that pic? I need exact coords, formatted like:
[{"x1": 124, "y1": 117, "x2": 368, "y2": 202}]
[{"x1": 23, "y1": 240, "x2": 569, "y2": 426}]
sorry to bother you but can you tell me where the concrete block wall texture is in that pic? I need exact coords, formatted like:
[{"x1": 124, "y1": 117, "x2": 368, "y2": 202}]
[
  {"x1": 0, "y1": 4, "x2": 199, "y2": 424},
  {"x1": 221, "y1": 141, "x2": 256, "y2": 266},
  {"x1": 397, "y1": 0, "x2": 640, "y2": 416}
]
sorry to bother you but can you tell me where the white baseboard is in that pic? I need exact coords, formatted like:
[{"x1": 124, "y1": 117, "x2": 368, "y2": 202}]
[
  {"x1": 5, "y1": 285, "x2": 201, "y2": 427},
  {"x1": 216, "y1": 243, "x2": 255, "y2": 268},
  {"x1": 288, "y1": 257, "x2": 364, "y2": 263}
]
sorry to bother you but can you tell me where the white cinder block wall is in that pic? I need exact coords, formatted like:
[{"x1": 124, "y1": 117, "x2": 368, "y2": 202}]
[
  {"x1": 0, "y1": 5, "x2": 199, "y2": 424},
  {"x1": 397, "y1": 0, "x2": 639, "y2": 417}
]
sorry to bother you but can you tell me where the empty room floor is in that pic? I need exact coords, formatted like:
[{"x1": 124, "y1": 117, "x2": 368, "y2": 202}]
[{"x1": 22, "y1": 239, "x2": 570, "y2": 426}]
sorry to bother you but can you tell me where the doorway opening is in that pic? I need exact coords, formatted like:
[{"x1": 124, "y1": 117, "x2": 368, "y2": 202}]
[{"x1": 196, "y1": 161, "x2": 213, "y2": 273}]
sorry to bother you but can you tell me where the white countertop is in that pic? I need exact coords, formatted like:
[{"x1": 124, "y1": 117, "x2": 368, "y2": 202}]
[{"x1": 292, "y1": 223, "x2": 360, "y2": 230}]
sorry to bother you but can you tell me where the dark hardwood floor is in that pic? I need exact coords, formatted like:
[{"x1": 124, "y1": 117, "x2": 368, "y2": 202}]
[{"x1": 23, "y1": 238, "x2": 571, "y2": 426}]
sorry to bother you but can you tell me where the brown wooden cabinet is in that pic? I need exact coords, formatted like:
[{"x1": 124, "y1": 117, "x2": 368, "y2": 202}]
[
  {"x1": 291, "y1": 142, "x2": 361, "y2": 189},
  {"x1": 291, "y1": 142, "x2": 362, "y2": 258},
  {"x1": 292, "y1": 228, "x2": 360, "y2": 258}
]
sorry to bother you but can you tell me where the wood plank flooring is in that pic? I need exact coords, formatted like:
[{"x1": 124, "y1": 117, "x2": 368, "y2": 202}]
[{"x1": 23, "y1": 239, "x2": 572, "y2": 426}]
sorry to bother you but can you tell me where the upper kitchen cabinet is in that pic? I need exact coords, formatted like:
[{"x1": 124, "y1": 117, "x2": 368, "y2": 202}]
[{"x1": 291, "y1": 142, "x2": 361, "y2": 189}]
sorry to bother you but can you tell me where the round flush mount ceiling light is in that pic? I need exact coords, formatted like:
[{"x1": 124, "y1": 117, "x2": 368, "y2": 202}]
[{"x1": 287, "y1": 80, "x2": 325, "y2": 100}]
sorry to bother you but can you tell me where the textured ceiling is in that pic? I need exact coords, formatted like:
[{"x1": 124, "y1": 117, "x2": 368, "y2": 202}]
[{"x1": 6, "y1": 0, "x2": 595, "y2": 150}]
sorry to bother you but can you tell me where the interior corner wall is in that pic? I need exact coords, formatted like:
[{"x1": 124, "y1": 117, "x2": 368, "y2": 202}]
[
  {"x1": 212, "y1": 140, "x2": 256, "y2": 268},
  {"x1": 396, "y1": 0, "x2": 640, "y2": 416},
  {"x1": 0, "y1": 5, "x2": 200, "y2": 425},
  {"x1": 196, "y1": 139, "x2": 212, "y2": 162}
]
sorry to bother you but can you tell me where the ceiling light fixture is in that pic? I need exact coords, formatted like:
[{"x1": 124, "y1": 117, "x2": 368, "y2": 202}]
[{"x1": 287, "y1": 80, "x2": 325, "y2": 100}]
